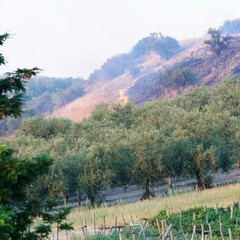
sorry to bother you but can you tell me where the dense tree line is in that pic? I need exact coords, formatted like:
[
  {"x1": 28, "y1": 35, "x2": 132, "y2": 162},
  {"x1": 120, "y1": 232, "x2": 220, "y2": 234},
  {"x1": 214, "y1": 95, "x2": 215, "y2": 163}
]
[
  {"x1": 0, "y1": 76, "x2": 86, "y2": 135},
  {"x1": 2, "y1": 77, "x2": 240, "y2": 207}
]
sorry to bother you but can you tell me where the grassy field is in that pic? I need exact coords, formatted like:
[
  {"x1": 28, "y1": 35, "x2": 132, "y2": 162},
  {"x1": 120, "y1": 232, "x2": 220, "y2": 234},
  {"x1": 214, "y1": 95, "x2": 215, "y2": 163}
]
[{"x1": 68, "y1": 183, "x2": 240, "y2": 228}]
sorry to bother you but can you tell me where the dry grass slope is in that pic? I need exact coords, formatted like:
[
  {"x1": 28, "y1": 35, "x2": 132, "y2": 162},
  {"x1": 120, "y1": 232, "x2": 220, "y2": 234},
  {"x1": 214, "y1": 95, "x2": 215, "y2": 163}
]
[{"x1": 68, "y1": 183, "x2": 240, "y2": 227}]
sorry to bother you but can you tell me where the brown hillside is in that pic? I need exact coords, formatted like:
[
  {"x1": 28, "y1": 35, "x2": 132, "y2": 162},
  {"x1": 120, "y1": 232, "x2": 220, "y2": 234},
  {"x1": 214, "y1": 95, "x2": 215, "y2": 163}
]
[
  {"x1": 51, "y1": 35, "x2": 240, "y2": 121},
  {"x1": 51, "y1": 52, "x2": 164, "y2": 121},
  {"x1": 127, "y1": 35, "x2": 240, "y2": 103},
  {"x1": 51, "y1": 73, "x2": 136, "y2": 121}
]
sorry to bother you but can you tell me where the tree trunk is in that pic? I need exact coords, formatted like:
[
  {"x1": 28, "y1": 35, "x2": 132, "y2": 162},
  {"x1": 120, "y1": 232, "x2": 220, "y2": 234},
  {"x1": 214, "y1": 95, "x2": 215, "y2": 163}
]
[
  {"x1": 86, "y1": 191, "x2": 95, "y2": 207},
  {"x1": 141, "y1": 177, "x2": 155, "y2": 200},
  {"x1": 195, "y1": 171, "x2": 204, "y2": 190}
]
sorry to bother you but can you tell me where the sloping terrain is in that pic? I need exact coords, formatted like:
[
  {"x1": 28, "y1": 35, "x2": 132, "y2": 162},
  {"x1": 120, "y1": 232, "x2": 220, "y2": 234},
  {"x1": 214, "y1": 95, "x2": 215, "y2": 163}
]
[
  {"x1": 51, "y1": 52, "x2": 163, "y2": 120},
  {"x1": 51, "y1": 73, "x2": 135, "y2": 120},
  {"x1": 128, "y1": 35, "x2": 240, "y2": 103},
  {"x1": 51, "y1": 33, "x2": 240, "y2": 121}
]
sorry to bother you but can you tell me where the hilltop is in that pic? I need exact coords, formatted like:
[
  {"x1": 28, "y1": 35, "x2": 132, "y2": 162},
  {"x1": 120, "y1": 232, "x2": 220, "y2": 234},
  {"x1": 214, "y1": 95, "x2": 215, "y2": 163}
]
[{"x1": 51, "y1": 20, "x2": 240, "y2": 120}]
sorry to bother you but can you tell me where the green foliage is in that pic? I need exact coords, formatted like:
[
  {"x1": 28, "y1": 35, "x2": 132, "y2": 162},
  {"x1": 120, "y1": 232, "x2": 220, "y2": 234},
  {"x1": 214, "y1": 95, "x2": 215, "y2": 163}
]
[
  {"x1": 0, "y1": 33, "x2": 9, "y2": 66},
  {"x1": 2, "y1": 76, "x2": 240, "y2": 205},
  {"x1": 0, "y1": 33, "x2": 41, "y2": 120},
  {"x1": 131, "y1": 32, "x2": 180, "y2": 59},
  {"x1": 0, "y1": 145, "x2": 53, "y2": 204},
  {"x1": 204, "y1": 28, "x2": 231, "y2": 55},
  {"x1": 164, "y1": 67, "x2": 198, "y2": 88},
  {"x1": 0, "y1": 32, "x2": 73, "y2": 239},
  {"x1": 19, "y1": 116, "x2": 72, "y2": 140},
  {"x1": 0, "y1": 145, "x2": 68, "y2": 239},
  {"x1": 0, "y1": 76, "x2": 85, "y2": 136},
  {"x1": 79, "y1": 144, "x2": 114, "y2": 206},
  {"x1": 152, "y1": 203, "x2": 240, "y2": 238},
  {"x1": 0, "y1": 67, "x2": 40, "y2": 119},
  {"x1": 26, "y1": 76, "x2": 86, "y2": 113}
]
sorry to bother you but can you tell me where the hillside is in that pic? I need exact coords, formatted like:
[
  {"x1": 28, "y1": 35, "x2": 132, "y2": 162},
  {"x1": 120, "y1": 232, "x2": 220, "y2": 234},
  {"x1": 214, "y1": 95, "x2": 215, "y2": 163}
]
[
  {"x1": 51, "y1": 33, "x2": 240, "y2": 120},
  {"x1": 128, "y1": 34, "x2": 240, "y2": 103},
  {"x1": 51, "y1": 52, "x2": 164, "y2": 120},
  {"x1": 2, "y1": 19, "x2": 240, "y2": 127}
]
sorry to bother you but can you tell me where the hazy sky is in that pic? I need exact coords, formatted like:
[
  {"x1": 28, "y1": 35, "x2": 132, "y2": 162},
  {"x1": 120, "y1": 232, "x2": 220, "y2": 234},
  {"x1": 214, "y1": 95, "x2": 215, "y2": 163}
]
[{"x1": 0, "y1": 0, "x2": 240, "y2": 79}]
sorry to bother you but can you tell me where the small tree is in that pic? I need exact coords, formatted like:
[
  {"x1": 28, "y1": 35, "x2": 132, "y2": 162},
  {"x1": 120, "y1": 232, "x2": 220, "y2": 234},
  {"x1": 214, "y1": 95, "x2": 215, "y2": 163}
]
[
  {"x1": 204, "y1": 28, "x2": 231, "y2": 55},
  {"x1": 0, "y1": 34, "x2": 40, "y2": 119},
  {"x1": 130, "y1": 130, "x2": 163, "y2": 200},
  {"x1": 166, "y1": 68, "x2": 198, "y2": 88}
]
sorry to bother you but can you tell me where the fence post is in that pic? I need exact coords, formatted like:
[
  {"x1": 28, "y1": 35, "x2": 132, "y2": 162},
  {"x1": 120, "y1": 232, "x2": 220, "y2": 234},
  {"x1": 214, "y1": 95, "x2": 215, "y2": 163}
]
[
  {"x1": 119, "y1": 233, "x2": 123, "y2": 240},
  {"x1": 115, "y1": 217, "x2": 117, "y2": 231},
  {"x1": 84, "y1": 216, "x2": 87, "y2": 235},
  {"x1": 228, "y1": 228, "x2": 233, "y2": 240},
  {"x1": 156, "y1": 219, "x2": 161, "y2": 237},
  {"x1": 216, "y1": 203, "x2": 219, "y2": 214},
  {"x1": 122, "y1": 213, "x2": 126, "y2": 226},
  {"x1": 208, "y1": 224, "x2": 212, "y2": 238},
  {"x1": 230, "y1": 205, "x2": 234, "y2": 219},
  {"x1": 132, "y1": 233, "x2": 136, "y2": 240},
  {"x1": 103, "y1": 215, "x2": 106, "y2": 233},
  {"x1": 164, "y1": 223, "x2": 173, "y2": 239},
  {"x1": 93, "y1": 212, "x2": 96, "y2": 235},
  {"x1": 131, "y1": 215, "x2": 135, "y2": 231},
  {"x1": 161, "y1": 220, "x2": 165, "y2": 240},
  {"x1": 201, "y1": 224, "x2": 204, "y2": 240},
  {"x1": 191, "y1": 225, "x2": 196, "y2": 240}
]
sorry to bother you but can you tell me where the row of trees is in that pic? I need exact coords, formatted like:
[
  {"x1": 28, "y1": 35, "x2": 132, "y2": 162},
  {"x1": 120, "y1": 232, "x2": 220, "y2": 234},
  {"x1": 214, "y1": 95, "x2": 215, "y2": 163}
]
[
  {"x1": 0, "y1": 76, "x2": 86, "y2": 136},
  {"x1": 3, "y1": 77, "x2": 240, "y2": 207}
]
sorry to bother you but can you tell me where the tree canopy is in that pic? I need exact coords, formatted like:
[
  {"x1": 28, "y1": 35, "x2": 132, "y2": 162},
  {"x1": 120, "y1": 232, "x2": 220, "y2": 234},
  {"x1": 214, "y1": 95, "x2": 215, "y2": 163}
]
[
  {"x1": 2, "y1": 77, "x2": 240, "y2": 205},
  {"x1": 0, "y1": 33, "x2": 73, "y2": 239}
]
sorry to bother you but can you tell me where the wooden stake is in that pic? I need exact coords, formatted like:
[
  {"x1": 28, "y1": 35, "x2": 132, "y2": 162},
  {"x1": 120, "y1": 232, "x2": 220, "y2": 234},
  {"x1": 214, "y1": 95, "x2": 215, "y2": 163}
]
[
  {"x1": 191, "y1": 225, "x2": 196, "y2": 240},
  {"x1": 220, "y1": 221, "x2": 224, "y2": 240},
  {"x1": 119, "y1": 233, "x2": 123, "y2": 240},
  {"x1": 156, "y1": 219, "x2": 161, "y2": 237},
  {"x1": 93, "y1": 212, "x2": 96, "y2": 235},
  {"x1": 216, "y1": 203, "x2": 219, "y2": 214},
  {"x1": 130, "y1": 215, "x2": 135, "y2": 231},
  {"x1": 179, "y1": 208, "x2": 182, "y2": 226},
  {"x1": 122, "y1": 213, "x2": 126, "y2": 226},
  {"x1": 164, "y1": 219, "x2": 167, "y2": 228},
  {"x1": 201, "y1": 224, "x2": 204, "y2": 240},
  {"x1": 161, "y1": 220, "x2": 165, "y2": 240},
  {"x1": 164, "y1": 223, "x2": 173, "y2": 238},
  {"x1": 208, "y1": 224, "x2": 212, "y2": 238},
  {"x1": 132, "y1": 233, "x2": 136, "y2": 240},
  {"x1": 139, "y1": 220, "x2": 146, "y2": 236},
  {"x1": 228, "y1": 228, "x2": 233, "y2": 240},
  {"x1": 103, "y1": 215, "x2": 106, "y2": 233},
  {"x1": 84, "y1": 217, "x2": 87, "y2": 234},
  {"x1": 115, "y1": 217, "x2": 117, "y2": 231},
  {"x1": 230, "y1": 205, "x2": 233, "y2": 219}
]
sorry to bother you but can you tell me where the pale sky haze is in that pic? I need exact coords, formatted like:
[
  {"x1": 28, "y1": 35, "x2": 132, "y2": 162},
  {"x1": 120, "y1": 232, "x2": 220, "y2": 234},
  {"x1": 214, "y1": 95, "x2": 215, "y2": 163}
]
[{"x1": 0, "y1": 0, "x2": 240, "y2": 78}]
